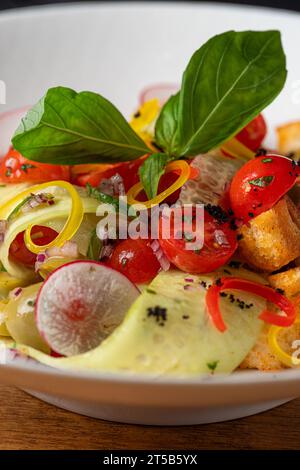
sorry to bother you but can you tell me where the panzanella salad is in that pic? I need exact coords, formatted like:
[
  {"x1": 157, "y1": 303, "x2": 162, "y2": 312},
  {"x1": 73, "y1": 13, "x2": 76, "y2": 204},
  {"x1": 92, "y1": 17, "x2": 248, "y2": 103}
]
[{"x1": 1, "y1": 30, "x2": 300, "y2": 375}]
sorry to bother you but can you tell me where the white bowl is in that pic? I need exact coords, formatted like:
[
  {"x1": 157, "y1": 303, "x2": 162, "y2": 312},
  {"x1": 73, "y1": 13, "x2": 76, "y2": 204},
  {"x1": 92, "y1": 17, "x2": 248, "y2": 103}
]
[{"x1": 1, "y1": 2, "x2": 300, "y2": 425}]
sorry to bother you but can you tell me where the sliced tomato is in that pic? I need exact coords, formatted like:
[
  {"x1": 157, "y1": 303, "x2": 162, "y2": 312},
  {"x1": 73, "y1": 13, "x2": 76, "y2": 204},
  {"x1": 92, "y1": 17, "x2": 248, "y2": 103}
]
[
  {"x1": 235, "y1": 114, "x2": 267, "y2": 152},
  {"x1": 108, "y1": 239, "x2": 160, "y2": 284},
  {"x1": 9, "y1": 226, "x2": 58, "y2": 267},
  {"x1": 229, "y1": 155, "x2": 299, "y2": 223},
  {"x1": 158, "y1": 208, "x2": 237, "y2": 274},
  {"x1": 0, "y1": 147, "x2": 70, "y2": 184}
]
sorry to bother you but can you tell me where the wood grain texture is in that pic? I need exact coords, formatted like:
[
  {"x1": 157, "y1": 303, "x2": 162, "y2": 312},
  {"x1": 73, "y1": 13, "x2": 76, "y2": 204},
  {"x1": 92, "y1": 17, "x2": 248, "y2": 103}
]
[{"x1": 1, "y1": 385, "x2": 300, "y2": 450}]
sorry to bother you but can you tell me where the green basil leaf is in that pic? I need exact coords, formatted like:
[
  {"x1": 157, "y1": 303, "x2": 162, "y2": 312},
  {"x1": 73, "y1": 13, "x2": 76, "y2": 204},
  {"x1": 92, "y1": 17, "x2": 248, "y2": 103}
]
[
  {"x1": 155, "y1": 93, "x2": 180, "y2": 155},
  {"x1": 248, "y1": 175, "x2": 274, "y2": 187},
  {"x1": 139, "y1": 153, "x2": 169, "y2": 199},
  {"x1": 12, "y1": 87, "x2": 150, "y2": 165},
  {"x1": 87, "y1": 229, "x2": 102, "y2": 261},
  {"x1": 175, "y1": 30, "x2": 286, "y2": 157}
]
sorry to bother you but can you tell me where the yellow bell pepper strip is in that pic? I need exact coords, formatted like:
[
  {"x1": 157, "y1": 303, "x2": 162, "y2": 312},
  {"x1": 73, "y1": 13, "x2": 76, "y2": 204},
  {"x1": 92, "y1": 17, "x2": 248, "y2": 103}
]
[
  {"x1": 127, "y1": 160, "x2": 190, "y2": 209},
  {"x1": 222, "y1": 137, "x2": 256, "y2": 161},
  {"x1": 268, "y1": 317, "x2": 300, "y2": 367},
  {"x1": 0, "y1": 181, "x2": 84, "y2": 255}
]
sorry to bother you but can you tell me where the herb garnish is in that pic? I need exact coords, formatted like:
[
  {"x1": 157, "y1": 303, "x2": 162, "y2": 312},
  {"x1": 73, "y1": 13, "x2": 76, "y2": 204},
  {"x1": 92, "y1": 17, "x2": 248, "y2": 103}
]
[
  {"x1": 248, "y1": 175, "x2": 274, "y2": 188},
  {"x1": 207, "y1": 360, "x2": 219, "y2": 372},
  {"x1": 262, "y1": 158, "x2": 273, "y2": 163}
]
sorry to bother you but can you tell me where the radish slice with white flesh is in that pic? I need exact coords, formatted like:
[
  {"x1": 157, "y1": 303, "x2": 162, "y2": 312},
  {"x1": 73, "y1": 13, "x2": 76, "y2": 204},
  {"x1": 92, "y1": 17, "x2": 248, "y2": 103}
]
[
  {"x1": 35, "y1": 261, "x2": 139, "y2": 357},
  {"x1": 139, "y1": 84, "x2": 179, "y2": 106}
]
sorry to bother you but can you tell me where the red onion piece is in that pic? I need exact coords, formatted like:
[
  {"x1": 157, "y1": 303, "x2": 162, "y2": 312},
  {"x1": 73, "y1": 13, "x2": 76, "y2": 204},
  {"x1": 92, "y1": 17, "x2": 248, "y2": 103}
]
[{"x1": 139, "y1": 83, "x2": 179, "y2": 106}]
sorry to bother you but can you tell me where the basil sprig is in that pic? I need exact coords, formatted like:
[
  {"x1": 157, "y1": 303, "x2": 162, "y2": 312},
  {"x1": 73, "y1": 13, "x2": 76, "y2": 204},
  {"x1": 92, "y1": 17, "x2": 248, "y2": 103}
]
[
  {"x1": 12, "y1": 30, "x2": 287, "y2": 199},
  {"x1": 139, "y1": 153, "x2": 170, "y2": 199},
  {"x1": 156, "y1": 30, "x2": 286, "y2": 158},
  {"x1": 12, "y1": 87, "x2": 150, "y2": 165}
]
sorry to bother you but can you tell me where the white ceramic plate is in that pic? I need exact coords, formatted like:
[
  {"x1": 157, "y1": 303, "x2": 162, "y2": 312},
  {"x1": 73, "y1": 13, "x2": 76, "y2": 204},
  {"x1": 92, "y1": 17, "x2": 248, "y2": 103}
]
[{"x1": 1, "y1": 2, "x2": 300, "y2": 425}]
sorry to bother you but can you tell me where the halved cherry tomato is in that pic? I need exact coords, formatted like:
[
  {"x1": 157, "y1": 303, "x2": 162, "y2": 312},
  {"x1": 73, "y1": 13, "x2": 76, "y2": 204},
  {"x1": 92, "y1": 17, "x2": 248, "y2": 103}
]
[
  {"x1": 0, "y1": 148, "x2": 70, "y2": 184},
  {"x1": 9, "y1": 226, "x2": 58, "y2": 267},
  {"x1": 108, "y1": 238, "x2": 160, "y2": 284},
  {"x1": 229, "y1": 155, "x2": 299, "y2": 223},
  {"x1": 158, "y1": 208, "x2": 237, "y2": 274},
  {"x1": 235, "y1": 114, "x2": 267, "y2": 152}
]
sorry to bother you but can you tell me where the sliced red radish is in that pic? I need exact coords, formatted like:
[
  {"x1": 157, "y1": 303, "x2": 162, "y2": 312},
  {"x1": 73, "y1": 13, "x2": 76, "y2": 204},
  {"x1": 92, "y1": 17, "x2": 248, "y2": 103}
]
[
  {"x1": 35, "y1": 260, "x2": 139, "y2": 357},
  {"x1": 139, "y1": 83, "x2": 179, "y2": 106}
]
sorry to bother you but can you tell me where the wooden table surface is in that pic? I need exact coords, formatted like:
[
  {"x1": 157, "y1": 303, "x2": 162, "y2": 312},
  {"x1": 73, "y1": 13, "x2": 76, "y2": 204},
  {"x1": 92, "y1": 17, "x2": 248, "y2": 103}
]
[{"x1": 1, "y1": 385, "x2": 300, "y2": 450}]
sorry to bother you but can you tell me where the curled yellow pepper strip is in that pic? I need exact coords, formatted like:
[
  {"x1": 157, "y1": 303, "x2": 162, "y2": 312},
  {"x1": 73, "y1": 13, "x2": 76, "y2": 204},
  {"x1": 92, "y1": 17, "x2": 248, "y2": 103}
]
[
  {"x1": 127, "y1": 160, "x2": 190, "y2": 209},
  {"x1": 23, "y1": 181, "x2": 84, "y2": 254},
  {"x1": 268, "y1": 317, "x2": 300, "y2": 368},
  {"x1": 0, "y1": 180, "x2": 84, "y2": 255},
  {"x1": 222, "y1": 137, "x2": 256, "y2": 161}
]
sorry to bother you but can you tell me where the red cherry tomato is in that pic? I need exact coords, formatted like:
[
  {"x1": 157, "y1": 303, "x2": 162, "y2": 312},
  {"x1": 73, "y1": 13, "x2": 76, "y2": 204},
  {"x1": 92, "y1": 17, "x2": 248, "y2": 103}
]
[
  {"x1": 158, "y1": 208, "x2": 237, "y2": 274},
  {"x1": 108, "y1": 239, "x2": 160, "y2": 284},
  {"x1": 229, "y1": 155, "x2": 299, "y2": 223},
  {"x1": 0, "y1": 148, "x2": 70, "y2": 184},
  {"x1": 235, "y1": 114, "x2": 267, "y2": 151},
  {"x1": 73, "y1": 157, "x2": 146, "y2": 192},
  {"x1": 9, "y1": 226, "x2": 58, "y2": 267}
]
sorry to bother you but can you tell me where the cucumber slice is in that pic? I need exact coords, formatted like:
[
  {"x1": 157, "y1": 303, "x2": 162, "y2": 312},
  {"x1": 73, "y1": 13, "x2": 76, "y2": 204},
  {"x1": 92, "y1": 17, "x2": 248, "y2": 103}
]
[{"x1": 5, "y1": 283, "x2": 50, "y2": 353}]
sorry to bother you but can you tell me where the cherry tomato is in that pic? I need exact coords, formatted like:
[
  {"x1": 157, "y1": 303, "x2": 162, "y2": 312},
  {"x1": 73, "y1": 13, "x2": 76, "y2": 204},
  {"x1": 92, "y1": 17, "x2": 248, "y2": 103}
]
[
  {"x1": 0, "y1": 147, "x2": 70, "y2": 184},
  {"x1": 9, "y1": 226, "x2": 58, "y2": 267},
  {"x1": 108, "y1": 239, "x2": 160, "y2": 284},
  {"x1": 158, "y1": 208, "x2": 237, "y2": 274},
  {"x1": 73, "y1": 157, "x2": 146, "y2": 192},
  {"x1": 235, "y1": 114, "x2": 267, "y2": 151},
  {"x1": 229, "y1": 155, "x2": 299, "y2": 223}
]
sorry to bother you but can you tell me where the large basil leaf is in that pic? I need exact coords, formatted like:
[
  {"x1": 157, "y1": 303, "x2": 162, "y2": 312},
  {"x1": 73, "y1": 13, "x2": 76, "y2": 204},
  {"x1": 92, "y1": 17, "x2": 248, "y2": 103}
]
[
  {"x1": 139, "y1": 153, "x2": 169, "y2": 199},
  {"x1": 163, "y1": 30, "x2": 286, "y2": 157},
  {"x1": 155, "y1": 93, "x2": 180, "y2": 156},
  {"x1": 12, "y1": 87, "x2": 150, "y2": 165}
]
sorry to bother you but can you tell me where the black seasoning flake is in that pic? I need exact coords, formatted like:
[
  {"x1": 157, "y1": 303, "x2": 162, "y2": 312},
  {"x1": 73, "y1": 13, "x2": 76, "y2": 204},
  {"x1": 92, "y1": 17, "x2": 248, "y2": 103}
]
[
  {"x1": 220, "y1": 292, "x2": 228, "y2": 298},
  {"x1": 248, "y1": 212, "x2": 254, "y2": 218},
  {"x1": 147, "y1": 306, "x2": 168, "y2": 325},
  {"x1": 215, "y1": 278, "x2": 222, "y2": 287},
  {"x1": 228, "y1": 260, "x2": 242, "y2": 269},
  {"x1": 229, "y1": 219, "x2": 238, "y2": 231},
  {"x1": 236, "y1": 234, "x2": 243, "y2": 241},
  {"x1": 275, "y1": 288, "x2": 285, "y2": 295},
  {"x1": 133, "y1": 111, "x2": 141, "y2": 118},
  {"x1": 205, "y1": 204, "x2": 229, "y2": 224},
  {"x1": 223, "y1": 269, "x2": 231, "y2": 275},
  {"x1": 255, "y1": 148, "x2": 267, "y2": 157},
  {"x1": 182, "y1": 315, "x2": 190, "y2": 320}
]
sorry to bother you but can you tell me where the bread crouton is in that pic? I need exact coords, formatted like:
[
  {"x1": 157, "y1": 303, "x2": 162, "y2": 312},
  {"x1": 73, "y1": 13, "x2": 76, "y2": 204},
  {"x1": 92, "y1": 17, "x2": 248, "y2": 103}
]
[
  {"x1": 269, "y1": 267, "x2": 300, "y2": 298},
  {"x1": 238, "y1": 196, "x2": 300, "y2": 272},
  {"x1": 240, "y1": 326, "x2": 284, "y2": 371},
  {"x1": 277, "y1": 121, "x2": 300, "y2": 156}
]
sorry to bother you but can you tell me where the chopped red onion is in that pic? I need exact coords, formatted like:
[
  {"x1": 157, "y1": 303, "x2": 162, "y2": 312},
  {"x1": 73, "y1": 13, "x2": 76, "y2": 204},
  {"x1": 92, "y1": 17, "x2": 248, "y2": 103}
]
[
  {"x1": 46, "y1": 241, "x2": 78, "y2": 259},
  {"x1": 111, "y1": 173, "x2": 125, "y2": 196},
  {"x1": 184, "y1": 278, "x2": 194, "y2": 283},
  {"x1": 214, "y1": 230, "x2": 230, "y2": 247},
  {"x1": 150, "y1": 239, "x2": 170, "y2": 271},
  {"x1": 22, "y1": 193, "x2": 55, "y2": 213},
  {"x1": 99, "y1": 178, "x2": 114, "y2": 196},
  {"x1": 9, "y1": 287, "x2": 23, "y2": 299}
]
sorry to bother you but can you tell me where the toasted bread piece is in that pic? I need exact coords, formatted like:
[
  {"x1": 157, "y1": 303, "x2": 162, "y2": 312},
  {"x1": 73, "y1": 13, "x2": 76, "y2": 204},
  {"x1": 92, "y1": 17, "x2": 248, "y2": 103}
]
[
  {"x1": 277, "y1": 121, "x2": 300, "y2": 156},
  {"x1": 269, "y1": 267, "x2": 300, "y2": 298},
  {"x1": 238, "y1": 196, "x2": 300, "y2": 272},
  {"x1": 240, "y1": 326, "x2": 284, "y2": 371}
]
